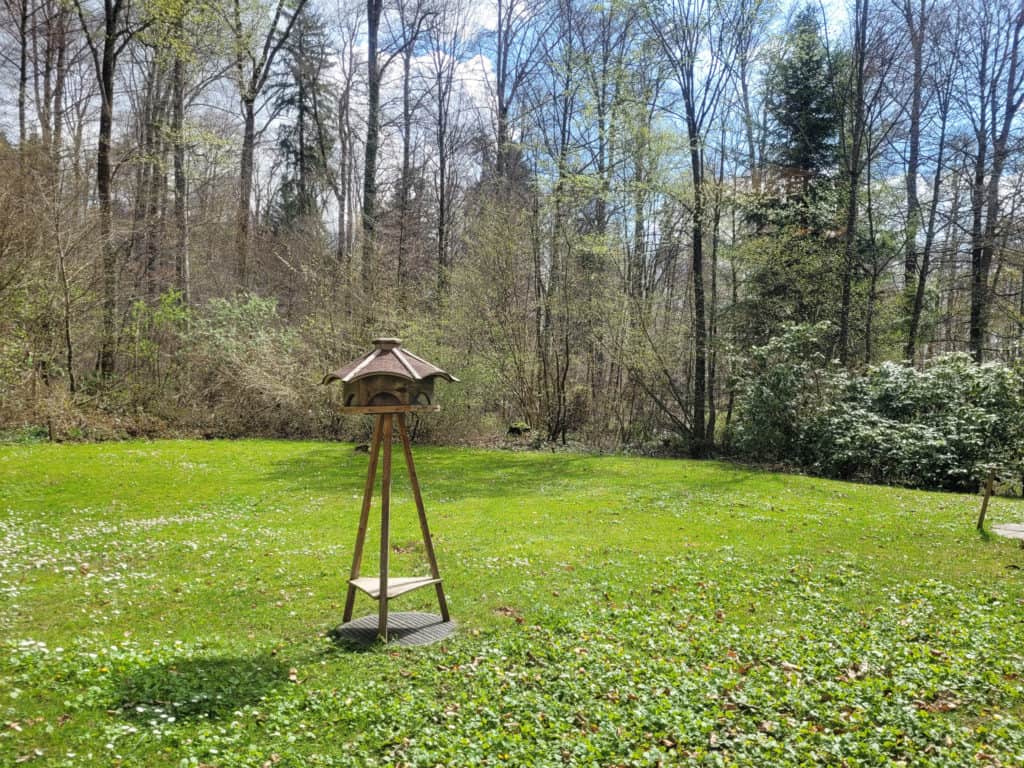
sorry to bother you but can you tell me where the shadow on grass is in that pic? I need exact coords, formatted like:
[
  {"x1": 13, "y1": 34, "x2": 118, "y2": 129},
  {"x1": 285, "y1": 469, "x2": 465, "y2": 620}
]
[
  {"x1": 112, "y1": 653, "x2": 289, "y2": 721},
  {"x1": 323, "y1": 626, "x2": 379, "y2": 654}
]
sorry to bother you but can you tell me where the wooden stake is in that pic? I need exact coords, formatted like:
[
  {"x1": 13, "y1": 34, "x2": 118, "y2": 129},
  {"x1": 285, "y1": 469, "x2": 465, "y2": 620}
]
[
  {"x1": 977, "y1": 471, "x2": 995, "y2": 532},
  {"x1": 343, "y1": 416, "x2": 384, "y2": 622},
  {"x1": 377, "y1": 414, "x2": 393, "y2": 641},
  {"x1": 398, "y1": 414, "x2": 450, "y2": 622}
]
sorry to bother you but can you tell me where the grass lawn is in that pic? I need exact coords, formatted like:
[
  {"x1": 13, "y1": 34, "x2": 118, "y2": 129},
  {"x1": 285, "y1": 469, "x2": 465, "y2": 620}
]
[{"x1": 1, "y1": 439, "x2": 1023, "y2": 767}]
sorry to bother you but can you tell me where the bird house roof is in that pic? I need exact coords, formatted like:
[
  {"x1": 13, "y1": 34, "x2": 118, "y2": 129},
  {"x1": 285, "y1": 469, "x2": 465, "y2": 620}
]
[{"x1": 322, "y1": 338, "x2": 458, "y2": 385}]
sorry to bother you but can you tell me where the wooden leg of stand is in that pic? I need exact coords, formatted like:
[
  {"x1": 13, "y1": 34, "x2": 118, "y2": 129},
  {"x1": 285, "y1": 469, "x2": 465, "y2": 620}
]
[
  {"x1": 397, "y1": 414, "x2": 450, "y2": 622},
  {"x1": 377, "y1": 414, "x2": 393, "y2": 641},
  {"x1": 343, "y1": 416, "x2": 383, "y2": 622}
]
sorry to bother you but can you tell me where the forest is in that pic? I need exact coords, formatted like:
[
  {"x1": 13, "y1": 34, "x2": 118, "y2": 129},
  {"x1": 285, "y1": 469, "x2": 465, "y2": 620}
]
[{"x1": 1, "y1": 0, "x2": 1023, "y2": 490}]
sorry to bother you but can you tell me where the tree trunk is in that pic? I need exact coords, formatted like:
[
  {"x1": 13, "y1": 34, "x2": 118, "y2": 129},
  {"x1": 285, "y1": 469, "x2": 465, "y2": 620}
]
[
  {"x1": 236, "y1": 98, "x2": 255, "y2": 288},
  {"x1": 96, "y1": 10, "x2": 120, "y2": 378},
  {"x1": 57, "y1": 242, "x2": 75, "y2": 393},
  {"x1": 706, "y1": 139, "x2": 725, "y2": 447},
  {"x1": 495, "y1": 0, "x2": 512, "y2": 179},
  {"x1": 838, "y1": 173, "x2": 860, "y2": 364},
  {"x1": 172, "y1": 54, "x2": 189, "y2": 304},
  {"x1": 436, "y1": 81, "x2": 449, "y2": 296},
  {"x1": 969, "y1": 8, "x2": 1023, "y2": 362},
  {"x1": 51, "y1": 8, "x2": 67, "y2": 169},
  {"x1": 335, "y1": 80, "x2": 350, "y2": 263},
  {"x1": 838, "y1": 0, "x2": 869, "y2": 366},
  {"x1": 865, "y1": 270, "x2": 878, "y2": 363},
  {"x1": 905, "y1": 75, "x2": 949, "y2": 361},
  {"x1": 686, "y1": 103, "x2": 707, "y2": 458},
  {"x1": 17, "y1": 0, "x2": 28, "y2": 147},
  {"x1": 976, "y1": 471, "x2": 994, "y2": 531},
  {"x1": 397, "y1": 46, "x2": 413, "y2": 292},
  {"x1": 361, "y1": 0, "x2": 383, "y2": 294},
  {"x1": 902, "y1": 0, "x2": 924, "y2": 290},
  {"x1": 142, "y1": 74, "x2": 169, "y2": 300},
  {"x1": 739, "y1": 69, "x2": 759, "y2": 193}
]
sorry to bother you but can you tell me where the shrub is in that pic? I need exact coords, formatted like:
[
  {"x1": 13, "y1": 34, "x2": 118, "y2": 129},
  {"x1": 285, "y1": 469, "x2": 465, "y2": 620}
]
[
  {"x1": 732, "y1": 327, "x2": 1024, "y2": 492},
  {"x1": 731, "y1": 322, "x2": 837, "y2": 463},
  {"x1": 809, "y1": 356, "x2": 1024, "y2": 490},
  {"x1": 184, "y1": 294, "x2": 325, "y2": 437}
]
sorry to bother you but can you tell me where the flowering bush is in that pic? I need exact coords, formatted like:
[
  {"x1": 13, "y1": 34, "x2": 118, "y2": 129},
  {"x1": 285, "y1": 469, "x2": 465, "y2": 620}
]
[{"x1": 733, "y1": 326, "x2": 1024, "y2": 491}]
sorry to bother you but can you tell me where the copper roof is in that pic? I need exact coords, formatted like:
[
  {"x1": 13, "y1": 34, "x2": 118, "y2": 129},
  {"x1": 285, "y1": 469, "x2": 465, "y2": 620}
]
[{"x1": 322, "y1": 338, "x2": 458, "y2": 385}]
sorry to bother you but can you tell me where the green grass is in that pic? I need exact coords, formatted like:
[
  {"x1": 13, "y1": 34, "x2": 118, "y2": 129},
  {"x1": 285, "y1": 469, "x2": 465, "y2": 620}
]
[{"x1": 1, "y1": 439, "x2": 1023, "y2": 767}]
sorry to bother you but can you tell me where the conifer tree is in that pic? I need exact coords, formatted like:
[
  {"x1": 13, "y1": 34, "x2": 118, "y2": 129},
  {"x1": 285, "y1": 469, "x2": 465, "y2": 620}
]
[{"x1": 765, "y1": 6, "x2": 838, "y2": 199}]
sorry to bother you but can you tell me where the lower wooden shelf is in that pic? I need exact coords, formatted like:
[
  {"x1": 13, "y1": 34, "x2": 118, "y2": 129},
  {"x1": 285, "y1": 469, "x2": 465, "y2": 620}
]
[{"x1": 349, "y1": 575, "x2": 441, "y2": 600}]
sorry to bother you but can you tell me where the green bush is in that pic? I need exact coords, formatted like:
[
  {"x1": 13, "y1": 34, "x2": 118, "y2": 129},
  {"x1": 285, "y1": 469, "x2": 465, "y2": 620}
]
[
  {"x1": 810, "y1": 356, "x2": 1024, "y2": 490},
  {"x1": 731, "y1": 322, "x2": 837, "y2": 463},
  {"x1": 733, "y1": 326, "x2": 1024, "y2": 491}
]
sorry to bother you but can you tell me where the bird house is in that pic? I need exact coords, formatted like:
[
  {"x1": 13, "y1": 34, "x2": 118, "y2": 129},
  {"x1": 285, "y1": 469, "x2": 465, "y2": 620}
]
[{"x1": 322, "y1": 338, "x2": 457, "y2": 409}]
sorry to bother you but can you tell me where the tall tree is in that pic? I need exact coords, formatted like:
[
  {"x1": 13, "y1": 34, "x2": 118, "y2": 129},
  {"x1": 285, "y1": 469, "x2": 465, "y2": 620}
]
[
  {"x1": 269, "y1": 7, "x2": 334, "y2": 230},
  {"x1": 171, "y1": 47, "x2": 188, "y2": 302},
  {"x1": 649, "y1": 0, "x2": 738, "y2": 457},
  {"x1": 425, "y1": 0, "x2": 473, "y2": 296},
  {"x1": 486, "y1": 0, "x2": 548, "y2": 181},
  {"x1": 903, "y1": 0, "x2": 956, "y2": 361},
  {"x1": 30, "y1": 0, "x2": 73, "y2": 163},
  {"x1": 360, "y1": 0, "x2": 432, "y2": 293},
  {"x1": 731, "y1": 0, "x2": 773, "y2": 193},
  {"x1": 230, "y1": 0, "x2": 308, "y2": 288},
  {"x1": 764, "y1": 6, "x2": 838, "y2": 205},
  {"x1": 962, "y1": 0, "x2": 1024, "y2": 362},
  {"x1": 898, "y1": 0, "x2": 928, "y2": 292},
  {"x1": 72, "y1": 0, "x2": 146, "y2": 377},
  {"x1": 392, "y1": 0, "x2": 434, "y2": 291},
  {"x1": 3, "y1": 0, "x2": 31, "y2": 147},
  {"x1": 328, "y1": 3, "x2": 361, "y2": 263},
  {"x1": 837, "y1": 0, "x2": 870, "y2": 364}
]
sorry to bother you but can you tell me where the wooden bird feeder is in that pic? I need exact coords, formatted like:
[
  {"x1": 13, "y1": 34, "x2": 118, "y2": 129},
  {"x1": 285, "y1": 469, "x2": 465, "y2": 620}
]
[
  {"x1": 324, "y1": 337, "x2": 453, "y2": 408},
  {"x1": 323, "y1": 338, "x2": 457, "y2": 642}
]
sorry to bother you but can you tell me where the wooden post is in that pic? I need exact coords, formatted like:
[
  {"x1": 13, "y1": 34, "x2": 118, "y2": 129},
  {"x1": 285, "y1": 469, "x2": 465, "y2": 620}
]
[
  {"x1": 398, "y1": 414, "x2": 450, "y2": 621},
  {"x1": 343, "y1": 416, "x2": 384, "y2": 622},
  {"x1": 977, "y1": 471, "x2": 995, "y2": 532},
  {"x1": 339, "y1": 405, "x2": 450, "y2": 642},
  {"x1": 377, "y1": 414, "x2": 393, "y2": 640}
]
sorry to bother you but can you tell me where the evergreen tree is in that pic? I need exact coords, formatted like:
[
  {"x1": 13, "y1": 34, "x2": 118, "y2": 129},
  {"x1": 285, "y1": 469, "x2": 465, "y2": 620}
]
[{"x1": 765, "y1": 6, "x2": 838, "y2": 199}]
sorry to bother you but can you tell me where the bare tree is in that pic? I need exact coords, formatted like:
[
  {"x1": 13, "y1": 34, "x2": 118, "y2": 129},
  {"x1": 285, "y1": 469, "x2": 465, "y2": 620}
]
[
  {"x1": 960, "y1": 0, "x2": 1024, "y2": 362},
  {"x1": 2, "y1": 0, "x2": 31, "y2": 146},
  {"x1": 361, "y1": 0, "x2": 434, "y2": 294},
  {"x1": 425, "y1": 0, "x2": 474, "y2": 296},
  {"x1": 72, "y1": 0, "x2": 146, "y2": 377},
  {"x1": 328, "y1": 3, "x2": 362, "y2": 265},
  {"x1": 730, "y1": 0, "x2": 773, "y2": 193},
  {"x1": 229, "y1": 0, "x2": 309, "y2": 288},
  {"x1": 28, "y1": 0, "x2": 74, "y2": 163},
  {"x1": 649, "y1": 0, "x2": 739, "y2": 456},
  {"x1": 836, "y1": 0, "x2": 870, "y2": 365},
  {"x1": 903, "y1": 0, "x2": 958, "y2": 360},
  {"x1": 485, "y1": 0, "x2": 549, "y2": 180},
  {"x1": 391, "y1": 0, "x2": 435, "y2": 291}
]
